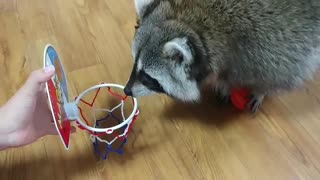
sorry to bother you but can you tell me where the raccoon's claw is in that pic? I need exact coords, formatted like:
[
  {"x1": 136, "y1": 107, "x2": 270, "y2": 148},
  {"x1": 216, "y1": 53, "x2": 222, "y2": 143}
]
[
  {"x1": 246, "y1": 94, "x2": 265, "y2": 113},
  {"x1": 215, "y1": 92, "x2": 230, "y2": 105},
  {"x1": 215, "y1": 91, "x2": 231, "y2": 105},
  {"x1": 214, "y1": 83, "x2": 231, "y2": 105}
]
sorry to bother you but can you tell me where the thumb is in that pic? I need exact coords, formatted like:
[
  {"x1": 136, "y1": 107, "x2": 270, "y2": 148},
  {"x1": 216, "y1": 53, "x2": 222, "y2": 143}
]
[{"x1": 22, "y1": 66, "x2": 55, "y2": 97}]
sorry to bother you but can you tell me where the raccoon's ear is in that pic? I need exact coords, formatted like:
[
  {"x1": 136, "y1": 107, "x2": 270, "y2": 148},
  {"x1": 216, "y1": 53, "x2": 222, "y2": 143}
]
[
  {"x1": 134, "y1": 0, "x2": 154, "y2": 18},
  {"x1": 163, "y1": 37, "x2": 193, "y2": 64}
]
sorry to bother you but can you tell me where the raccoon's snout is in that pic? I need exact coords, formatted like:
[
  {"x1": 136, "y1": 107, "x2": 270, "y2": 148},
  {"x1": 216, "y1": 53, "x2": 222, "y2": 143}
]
[
  {"x1": 124, "y1": 85, "x2": 133, "y2": 96},
  {"x1": 124, "y1": 75, "x2": 155, "y2": 98},
  {"x1": 124, "y1": 77, "x2": 134, "y2": 96},
  {"x1": 124, "y1": 69, "x2": 137, "y2": 97}
]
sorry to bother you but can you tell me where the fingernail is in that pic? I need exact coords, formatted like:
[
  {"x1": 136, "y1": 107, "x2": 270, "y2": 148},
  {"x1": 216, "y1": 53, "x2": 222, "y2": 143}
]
[{"x1": 44, "y1": 65, "x2": 55, "y2": 73}]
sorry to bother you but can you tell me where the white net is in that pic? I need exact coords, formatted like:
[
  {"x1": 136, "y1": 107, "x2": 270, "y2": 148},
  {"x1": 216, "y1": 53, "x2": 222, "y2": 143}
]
[{"x1": 73, "y1": 82, "x2": 139, "y2": 159}]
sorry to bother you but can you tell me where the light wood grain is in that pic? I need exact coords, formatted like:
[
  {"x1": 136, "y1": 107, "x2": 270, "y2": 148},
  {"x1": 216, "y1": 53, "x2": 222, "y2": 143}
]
[{"x1": 1, "y1": 0, "x2": 320, "y2": 179}]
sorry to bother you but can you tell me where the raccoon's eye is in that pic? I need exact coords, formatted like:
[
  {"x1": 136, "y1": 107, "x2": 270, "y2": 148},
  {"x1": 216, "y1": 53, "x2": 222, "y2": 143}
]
[
  {"x1": 134, "y1": 19, "x2": 140, "y2": 29},
  {"x1": 138, "y1": 70, "x2": 164, "y2": 93},
  {"x1": 173, "y1": 53, "x2": 184, "y2": 63}
]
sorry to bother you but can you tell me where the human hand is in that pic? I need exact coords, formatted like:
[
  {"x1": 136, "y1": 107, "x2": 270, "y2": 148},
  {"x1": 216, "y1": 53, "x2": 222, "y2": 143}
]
[{"x1": 0, "y1": 66, "x2": 75, "y2": 149}]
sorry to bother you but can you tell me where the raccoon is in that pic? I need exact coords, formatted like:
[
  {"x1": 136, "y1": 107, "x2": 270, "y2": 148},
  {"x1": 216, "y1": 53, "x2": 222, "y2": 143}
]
[{"x1": 124, "y1": 0, "x2": 320, "y2": 112}]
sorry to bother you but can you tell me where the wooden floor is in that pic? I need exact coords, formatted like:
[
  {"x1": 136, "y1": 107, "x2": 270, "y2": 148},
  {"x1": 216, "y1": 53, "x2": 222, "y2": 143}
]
[{"x1": 1, "y1": 0, "x2": 320, "y2": 179}]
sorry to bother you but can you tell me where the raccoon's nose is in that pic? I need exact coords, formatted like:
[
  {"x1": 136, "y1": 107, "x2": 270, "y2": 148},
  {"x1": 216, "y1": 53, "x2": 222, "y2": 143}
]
[{"x1": 124, "y1": 86, "x2": 133, "y2": 96}]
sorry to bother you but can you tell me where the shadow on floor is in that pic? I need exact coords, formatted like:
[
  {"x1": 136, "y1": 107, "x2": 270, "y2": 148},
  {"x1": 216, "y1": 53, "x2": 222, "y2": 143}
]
[
  {"x1": 0, "y1": 149, "x2": 97, "y2": 180},
  {"x1": 161, "y1": 92, "x2": 252, "y2": 127}
]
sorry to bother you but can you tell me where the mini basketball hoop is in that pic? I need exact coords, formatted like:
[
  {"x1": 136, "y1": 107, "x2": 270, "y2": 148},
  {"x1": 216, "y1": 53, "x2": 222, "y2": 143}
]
[
  {"x1": 74, "y1": 82, "x2": 140, "y2": 159},
  {"x1": 43, "y1": 44, "x2": 139, "y2": 159}
]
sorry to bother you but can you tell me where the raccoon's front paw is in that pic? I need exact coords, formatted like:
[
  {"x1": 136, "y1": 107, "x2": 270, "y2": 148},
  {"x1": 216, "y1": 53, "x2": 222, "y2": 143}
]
[
  {"x1": 215, "y1": 90, "x2": 231, "y2": 105},
  {"x1": 247, "y1": 94, "x2": 265, "y2": 113},
  {"x1": 213, "y1": 83, "x2": 231, "y2": 105}
]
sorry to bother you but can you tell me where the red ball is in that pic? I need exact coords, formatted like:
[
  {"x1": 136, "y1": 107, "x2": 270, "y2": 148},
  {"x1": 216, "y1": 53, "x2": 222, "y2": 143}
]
[{"x1": 230, "y1": 88, "x2": 251, "y2": 110}]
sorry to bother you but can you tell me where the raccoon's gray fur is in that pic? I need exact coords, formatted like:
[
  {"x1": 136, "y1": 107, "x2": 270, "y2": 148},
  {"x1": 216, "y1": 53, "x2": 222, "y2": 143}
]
[{"x1": 124, "y1": 0, "x2": 320, "y2": 112}]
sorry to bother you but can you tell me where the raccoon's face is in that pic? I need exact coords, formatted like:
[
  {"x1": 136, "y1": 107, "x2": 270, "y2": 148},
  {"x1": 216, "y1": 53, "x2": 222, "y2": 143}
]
[
  {"x1": 124, "y1": 0, "x2": 210, "y2": 102},
  {"x1": 124, "y1": 31, "x2": 201, "y2": 102}
]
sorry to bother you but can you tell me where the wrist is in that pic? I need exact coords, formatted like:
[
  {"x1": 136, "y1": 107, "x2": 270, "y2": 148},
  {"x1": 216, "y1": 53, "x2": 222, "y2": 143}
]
[
  {"x1": 0, "y1": 105, "x2": 9, "y2": 134},
  {"x1": 0, "y1": 106, "x2": 15, "y2": 150},
  {"x1": 0, "y1": 132, "x2": 12, "y2": 150}
]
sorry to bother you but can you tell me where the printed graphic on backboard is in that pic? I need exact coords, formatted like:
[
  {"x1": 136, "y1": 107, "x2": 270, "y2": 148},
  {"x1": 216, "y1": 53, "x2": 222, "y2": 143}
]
[{"x1": 44, "y1": 44, "x2": 71, "y2": 150}]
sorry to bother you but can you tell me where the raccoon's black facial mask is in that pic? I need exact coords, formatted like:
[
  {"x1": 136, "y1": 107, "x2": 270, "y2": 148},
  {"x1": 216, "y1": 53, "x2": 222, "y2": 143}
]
[
  {"x1": 138, "y1": 70, "x2": 165, "y2": 93},
  {"x1": 124, "y1": 64, "x2": 165, "y2": 97}
]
